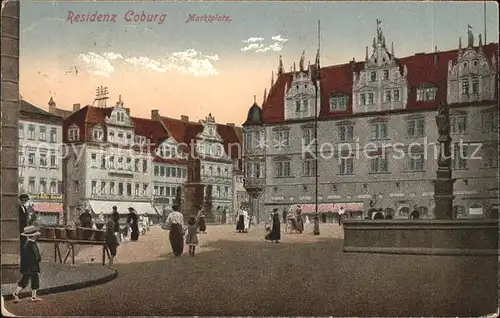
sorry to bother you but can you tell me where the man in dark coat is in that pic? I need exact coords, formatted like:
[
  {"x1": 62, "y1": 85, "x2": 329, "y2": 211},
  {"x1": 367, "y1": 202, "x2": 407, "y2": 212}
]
[
  {"x1": 111, "y1": 206, "x2": 121, "y2": 233},
  {"x1": 79, "y1": 208, "x2": 93, "y2": 228},
  {"x1": 265, "y1": 209, "x2": 281, "y2": 243},
  {"x1": 410, "y1": 205, "x2": 420, "y2": 220},
  {"x1": 126, "y1": 207, "x2": 139, "y2": 241},
  {"x1": 18, "y1": 194, "x2": 34, "y2": 251},
  {"x1": 13, "y1": 225, "x2": 43, "y2": 303}
]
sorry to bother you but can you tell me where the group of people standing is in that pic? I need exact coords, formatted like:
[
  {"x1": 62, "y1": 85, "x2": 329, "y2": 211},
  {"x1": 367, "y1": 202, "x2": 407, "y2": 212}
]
[{"x1": 235, "y1": 205, "x2": 251, "y2": 233}]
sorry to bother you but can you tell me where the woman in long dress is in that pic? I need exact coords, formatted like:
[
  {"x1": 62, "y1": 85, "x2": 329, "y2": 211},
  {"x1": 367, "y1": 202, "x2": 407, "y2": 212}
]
[
  {"x1": 197, "y1": 210, "x2": 206, "y2": 234},
  {"x1": 166, "y1": 209, "x2": 185, "y2": 257},
  {"x1": 265, "y1": 209, "x2": 281, "y2": 243},
  {"x1": 243, "y1": 210, "x2": 250, "y2": 233},
  {"x1": 126, "y1": 208, "x2": 140, "y2": 241},
  {"x1": 236, "y1": 208, "x2": 245, "y2": 233},
  {"x1": 296, "y1": 209, "x2": 304, "y2": 234}
]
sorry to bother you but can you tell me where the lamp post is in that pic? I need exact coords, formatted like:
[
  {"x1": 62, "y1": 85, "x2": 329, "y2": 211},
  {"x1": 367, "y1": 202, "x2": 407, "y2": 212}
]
[{"x1": 313, "y1": 20, "x2": 321, "y2": 236}]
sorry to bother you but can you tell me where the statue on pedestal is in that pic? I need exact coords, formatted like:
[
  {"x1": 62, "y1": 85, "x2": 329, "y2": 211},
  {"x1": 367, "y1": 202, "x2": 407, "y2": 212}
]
[{"x1": 436, "y1": 105, "x2": 452, "y2": 168}]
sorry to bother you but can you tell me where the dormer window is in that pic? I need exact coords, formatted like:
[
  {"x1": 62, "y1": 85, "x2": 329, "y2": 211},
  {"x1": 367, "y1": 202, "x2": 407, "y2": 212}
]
[
  {"x1": 68, "y1": 127, "x2": 79, "y2": 141},
  {"x1": 370, "y1": 71, "x2": 377, "y2": 82},
  {"x1": 416, "y1": 86, "x2": 437, "y2": 101},
  {"x1": 383, "y1": 70, "x2": 389, "y2": 80},
  {"x1": 330, "y1": 95, "x2": 348, "y2": 111},
  {"x1": 117, "y1": 112, "x2": 125, "y2": 122},
  {"x1": 93, "y1": 127, "x2": 103, "y2": 141}
]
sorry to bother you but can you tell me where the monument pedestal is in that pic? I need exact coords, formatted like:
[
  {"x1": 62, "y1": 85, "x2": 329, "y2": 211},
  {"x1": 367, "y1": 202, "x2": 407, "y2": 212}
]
[{"x1": 183, "y1": 183, "x2": 205, "y2": 219}]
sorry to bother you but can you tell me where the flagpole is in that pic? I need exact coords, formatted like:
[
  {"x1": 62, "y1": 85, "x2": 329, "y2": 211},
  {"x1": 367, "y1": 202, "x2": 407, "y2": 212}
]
[
  {"x1": 313, "y1": 20, "x2": 321, "y2": 235},
  {"x1": 484, "y1": 0, "x2": 487, "y2": 44}
]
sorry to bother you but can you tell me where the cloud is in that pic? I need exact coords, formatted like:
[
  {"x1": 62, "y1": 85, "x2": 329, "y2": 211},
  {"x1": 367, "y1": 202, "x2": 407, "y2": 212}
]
[
  {"x1": 21, "y1": 17, "x2": 66, "y2": 34},
  {"x1": 77, "y1": 49, "x2": 219, "y2": 77},
  {"x1": 243, "y1": 37, "x2": 265, "y2": 43},
  {"x1": 271, "y1": 35, "x2": 288, "y2": 43},
  {"x1": 240, "y1": 35, "x2": 288, "y2": 53},
  {"x1": 77, "y1": 52, "x2": 115, "y2": 77}
]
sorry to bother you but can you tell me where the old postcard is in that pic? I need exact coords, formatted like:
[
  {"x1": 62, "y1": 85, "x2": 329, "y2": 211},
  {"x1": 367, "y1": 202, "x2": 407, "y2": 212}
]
[{"x1": 1, "y1": 0, "x2": 498, "y2": 316}]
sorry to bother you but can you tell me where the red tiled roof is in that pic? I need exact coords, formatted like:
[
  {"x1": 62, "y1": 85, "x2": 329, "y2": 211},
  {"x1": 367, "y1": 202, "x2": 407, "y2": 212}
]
[
  {"x1": 262, "y1": 43, "x2": 498, "y2": 123},
  {"x1": 216, "y1": 124, "x2": 242, "y2": 160},
  {"x1": 131, "y1": 116, "x2": 167, "y2": 146},
  {"x1": 63, "y1": 105, "x2": 115, "y2": 142}
]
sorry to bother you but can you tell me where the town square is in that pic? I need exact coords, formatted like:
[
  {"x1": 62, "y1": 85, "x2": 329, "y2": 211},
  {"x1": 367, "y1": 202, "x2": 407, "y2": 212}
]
[{"x1": 1, "y1": 0, "x2": 498, "y2": 316}]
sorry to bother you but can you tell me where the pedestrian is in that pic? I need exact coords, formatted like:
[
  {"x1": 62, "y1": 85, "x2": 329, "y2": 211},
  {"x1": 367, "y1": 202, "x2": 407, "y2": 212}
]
[
  {"x1": 236, "y1": 206, "x2": 245, "y2": 233},
  {"x1": 197, "y1": 209, "x2": 206, "y2": 234},
  {"x1": 110, "y1": 206, "x2": 121, "y2": 241},
  {"x1": 105, "y1": 220, "x2": 119, "y2": 266},
  {"x1": 410, "y1": 205, "x2": 420, "y2": 220},
  {"x1": 165, "y1": 208, "x2": 185, "y2": 257},
  {"x1": 18, "y1": 194, "x2": 32, "y2": 252},
  {"x1": 79, "y1": 208, "x2": 93, "y2": 228},
  {"x1": 305, "y1": 215, "x2": 311, "y2": 225},
  {"x1": 127, "y1": 207, "x2": 139, "y2": 241},
  {"x1": 185, "y1": 217, "x2": 199, "y2": 257},
  {"x1": 296, "y1": 207, "x2": 304, "y2": 234},
  {"x1": 265, "y1": 208, "x2": 281, "y2": 243},
  {"x1": 243, "y1": 209, "x2": 250, "y2": 233},
  {"x1": 282, "y1": 209, "x2": 288, "y2": 223},
  {"x1": 13, "y1": 225, "x2": 43, "y2": 303}
]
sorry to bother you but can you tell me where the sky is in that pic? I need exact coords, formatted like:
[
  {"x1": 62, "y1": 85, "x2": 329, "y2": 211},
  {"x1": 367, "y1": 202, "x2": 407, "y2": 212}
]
[{"x1": 20, "y1": 1, "x2": 499, "y2": 125}]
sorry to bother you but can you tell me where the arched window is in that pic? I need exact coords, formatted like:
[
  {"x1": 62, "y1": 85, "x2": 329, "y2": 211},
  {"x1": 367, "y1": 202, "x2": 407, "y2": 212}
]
[
  {"x1": 417, "y1": 206, "x2": 429, "y2": 218},
  {"x1": 488, "y1": 204, "x2": 498, "y2": 219},
  {"x1": 384, "y1": 208, "x2": 395, "y2": 218},
  {"x1": 398, "y1": 206, "x2": 410, "y2": 217}
]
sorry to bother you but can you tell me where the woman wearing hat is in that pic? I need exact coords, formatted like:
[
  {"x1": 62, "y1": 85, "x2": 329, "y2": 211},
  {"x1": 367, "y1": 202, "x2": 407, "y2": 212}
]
[
  {"x1": 126, "y1": 207, "x2": 140, "y2": 241},
  {"x1": 13, "y1": 225, "x2": 43, "y2": 302},
  {"x1": 265, "y1": 208, "x2": 281, "y2": 243}
]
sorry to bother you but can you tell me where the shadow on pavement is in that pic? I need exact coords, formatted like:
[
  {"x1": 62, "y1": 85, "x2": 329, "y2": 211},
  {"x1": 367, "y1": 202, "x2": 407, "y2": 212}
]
[{"x1": 5, "y1": 238, "x2": 497, "y2": 317}]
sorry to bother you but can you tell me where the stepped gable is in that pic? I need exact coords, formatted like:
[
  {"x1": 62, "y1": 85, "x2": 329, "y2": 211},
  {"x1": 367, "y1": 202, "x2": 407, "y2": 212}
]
[{"x1": 262, "y1": 43, "x2": 498, "y2": 123}]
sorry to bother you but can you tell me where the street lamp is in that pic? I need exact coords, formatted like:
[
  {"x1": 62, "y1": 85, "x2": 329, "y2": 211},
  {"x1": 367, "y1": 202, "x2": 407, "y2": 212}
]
[{"x1": 313, "y1": 20, "x2": 321, "y2": 236}]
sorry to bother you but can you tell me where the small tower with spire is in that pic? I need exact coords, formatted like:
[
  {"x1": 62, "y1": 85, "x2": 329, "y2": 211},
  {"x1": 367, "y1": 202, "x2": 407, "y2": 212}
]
[
  {"x1": 94, "y1": 86, "x2": 109, "y2": 108},
  {"x1": 48, "y1": 96, "x2": 56, "y2": 113},
  {"x1": 116, "y1": 94, "x2": 124, "y2": 108}
]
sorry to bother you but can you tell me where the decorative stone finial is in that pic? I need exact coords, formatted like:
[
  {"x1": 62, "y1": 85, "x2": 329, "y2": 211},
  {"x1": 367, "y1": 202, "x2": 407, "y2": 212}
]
[
  {"x1": 391, "y1": 42, "x2": 394, "y2": 56},
  {"x1": 467, "y1": 24, "x2": 474, "y2": 47},
  {"x1": 459, "y1": 37, "x2": 462, "y2": 50},
  {"x1": 263, "y1": 88, "x2": 267, "y2": 104},
  {"x1": 478, "y1": 33, "x2": 482, "y2": 47},
  {"x1": 253, "y1": 95, "x2": 256, "y2": 104},
  {"x1": 365, "y1": 46, "x2": 369, "y2": 61},
  {"x1": 116, "y1": 94, "x2": 124, "y2": 107},
  {"x1": 293, "y1": 62, "x2": 296, "y2": 72},
  {"x1": 48, "y1": 96, "x2": 55, "y2": 106},
  {"x1": 278, "y1": 55, "x2": 284, "y2": 75},
  {"x1": 299, "y1": 50, "x2": 305, "y2": 71},
  {"x1": 271, "y1": 71, "x2": 274, "y2": 87}
]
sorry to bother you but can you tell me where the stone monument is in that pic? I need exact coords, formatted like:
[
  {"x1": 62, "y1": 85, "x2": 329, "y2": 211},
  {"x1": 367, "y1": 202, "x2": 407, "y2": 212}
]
[
  {"x1": 433, "y1": 105, "x2": 456, "y2": 219},
  {"x1": 203, "y1": 184, "x2": 214, "y2": 223},
  {"x1": 182, "y1": 156, "x2": 206, "y2": 219}
]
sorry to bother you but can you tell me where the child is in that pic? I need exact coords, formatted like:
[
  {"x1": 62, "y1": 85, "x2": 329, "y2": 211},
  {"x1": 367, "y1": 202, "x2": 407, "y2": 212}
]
[
  {"x1": 185, "y1": 217, "x2": 199, "y2": 257},
  {"x1": 105, "y1": 220, "x2": 119, "y2": 266},
  {"x1": 13, "y1": 225, "x2": 42, "y2": 303}
]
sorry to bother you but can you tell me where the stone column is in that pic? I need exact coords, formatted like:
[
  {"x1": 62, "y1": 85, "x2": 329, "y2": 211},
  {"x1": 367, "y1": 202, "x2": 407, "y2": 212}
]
[
  {"x1": 434, "y1": 106, "x2": 456, "y2": 220},
  {"x1": 1, "y1": 0, "x2": 21, "y2": 283}
]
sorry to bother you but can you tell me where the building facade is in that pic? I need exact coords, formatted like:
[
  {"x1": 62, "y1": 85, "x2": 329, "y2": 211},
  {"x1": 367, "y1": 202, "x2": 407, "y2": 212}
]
[
  {"x1": 243, "y1": 25, "x2": 498, "y2": 222},
  {"x1": 63, "y1": 94, "x2": 157, "y2": 224},
  {"x1": 18, "y1": 99, "x2": 64, "y2": 225}
]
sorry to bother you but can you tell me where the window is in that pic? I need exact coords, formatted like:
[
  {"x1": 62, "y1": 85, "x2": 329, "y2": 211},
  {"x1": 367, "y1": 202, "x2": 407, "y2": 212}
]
[
  {"x1": 370, "y1": 71, "x2": 377, "y2": 82},
  {"x1": 246, "y1": 162, "x2": 261, "y2": 178},
  {"x1": 93, "y1": 128, "x2": 103, "y2": 141},
  {"x1": 302, "y1": 159, "x2": 317, "y2": 176},
  {"x1": 339, "y1": 157, "x2": 354, "y2": 175},
  {"x1": 450, "y1": 115, "x2": 467, "y2": 134},
  {"x1": 50, "y1": 152, "x2": 57, "y2": 167},
  {"x1": 160, "y1": 166, "x2": 165, "y2": 176},
  {"x1": 28, "y1": 125, "x2": 35, "y2": 140},
  {"x1": 408, "y1": 152, "x2": 425, "y2": 171},
  {"x1": 18, "y1": 178, "x2": 24, "y2": 192},
  {"x1": 274, "y1": 160, "x2": 291, "y2": 177},
  {"x1": 416, "y1": 87, "x2": 437, "y2": 101},
  {"x1": 117, "y1": 132, "x2": 124, "y2": 142},
  {"x1": 153, "y1": 186, "x2": 159, "y2": 196},
  {"x1": 482, "y1": 112, "x2": 499, "y2": 132},
  {"x1": 143, "y1": 160, "x2": 147, "y2": 172},
  {"x1": 159, "y1": 186, "x2": 165, "y2": 196},
  {"x1": 50, "y1": 180, "x2": 57, "y2": 194},
  {"x1": 371, "y1": 122, "x2": 388, "y2": 140},
  {"x1": 384, "y1": 90, "x2": 391, "y2": 102},
  {"x1": 302, "y1": 128, "x2": 312, "y2": 146},
  {"x1": 461, "y1": 79, "x2": 469, "y2": 95},
  {"x1": 28, "y1": 151, "x2": 35, "y2": 165},
  {"x1": 454, "y1": 205, "x2": 467, "y2": 218},
  {"x1": 368, "y1": 93, "x2": 374, "y2": 105},
  {"x1": 50, "y1": 128, "x2": 57, "y2": 142},
  {"x1": 370, "y1": 154, "x2": 388, "y2": 173},
  {"x1": 135, "y1": 184, "x2": 140, "y2": 196},
  {"x1": 393, "y1": 89, "x2": 400, "y2": 102},
  {"x1": 126, "y1": 133, "x2": 132, "y2": 144},
  {"x1": 406, "y1": 118, "x2": 425, "y2": 137},
  {"x1": 91, "y1": 181, "x2": 97, "y2": 195},
  {"x1": 68, "y1": 127, "x2": 79, "y2": 141},
  {"x1": 383, "y1": 70, "x2": 389, "y2": 80},
  {"x1": 303, "y1": 99, "x2": 309, "y2": 111},
  {"x1": 217, "y1": 167, "x2": 221, "y2": 176},
  {"x1": 91, "y1": 154, "x2": 97, "y2": 167},
  {"x1": 28, "y1": 178, "x2": 35, "y2": 193},
  {"x1": 18, "y1": 151, "x2": 24, "y2": 166},
  {"x1": 117, "y1": 157, "x2": 123, "y2": 170},
  {"x1": 472, "y1": 77, "x2": 480, "y2": 94},
  {"x1": 109, "y1": 156, "x2": 115, "y2": 169},
  {"x1": 207, "y1": 166, "x2": 212, "y2": 176},
  {"x1": 330, "y1": 95, "x2": 348, "y2": 111},
  {"x1": 39, "y1": 152, "x2": 47, "y2": 167},
  {"x1": 109, "y1": 182, "x2": 115, "y2": 195},
  {"x1": 452, "y1": 144, "x2": 467, "y2": 170},
  {"x1": 273, "y1": 130, "x2": 290, "y2": 148},
  {"x1": 109, "y1": 131, "x2": 115, "y2": 142},
  {"x1": 134, "y1": 159, "x2": 139, "y2": 171},
  {"x1": 244, "y1": 132, "x2": 252, "y2": 149},
  {"x1": 99, "y1": 181, "x2": 106, "y2": 195},
  {"x1": 74, "y1": 180, "x2": 79, "y2": 194},
  {"x1": 360, "y1": 93, "x2": 366, "y2": 106},
  {"x1": 224, "y1": 187, "x2": 229, "y2": 198},
  {"x1": 143, "y1": 184, "x2": 148, "y2": 196},
  {"x1": 100, "y1": 155, "x2": 106, "y2": 169},
  {"x1": 295, "y1": 100, "x2": 301, "y2": 112},
  {"x1": 118, "y1": 182, "x2": 124, "y2": 196},
  {"x1": 38, "y1": 126, "x2": 47, "y2": 141},
  {"x1": 216, "y1": 186, "x2": 221, "y2": 198},
  {"x1": 19, "y1": 124, "x2": 24, "y2": 138},
  {"x1": 117, "y1": 112, "x2": 125, "y2": 122},
  {"x1": 338, "y1": 125, "x2": 354, "y2": 142},
  {"x1": 39, "y1": 179, "x2": 47, "y2": 194},
  {"x1": 126, "y1": 158, "x2": 132, "y2": 170}
]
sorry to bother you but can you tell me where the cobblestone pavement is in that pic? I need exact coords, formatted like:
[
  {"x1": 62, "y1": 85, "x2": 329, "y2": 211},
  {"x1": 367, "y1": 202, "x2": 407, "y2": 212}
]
[{"x1": 5, "y1": 224, "x2": 497, "y2": 316}]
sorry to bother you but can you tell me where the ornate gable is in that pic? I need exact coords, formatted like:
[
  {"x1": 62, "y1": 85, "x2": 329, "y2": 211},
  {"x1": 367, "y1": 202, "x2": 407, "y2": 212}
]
[
  {"x1": 196, "y1": 114, "x2": 227, "y2": 159},
  {"x1": 352, "y1": 20, "x2": 409, "y2": 113},
  {"x1": 283, "y1": 52, "x2": 320, "y2": 120},
  {"x1": 105, "y1": 95, "x2": 134, "y2": 127},
  {"x1": 447, "y1": 27, "x2": 496, "y2": 104}
]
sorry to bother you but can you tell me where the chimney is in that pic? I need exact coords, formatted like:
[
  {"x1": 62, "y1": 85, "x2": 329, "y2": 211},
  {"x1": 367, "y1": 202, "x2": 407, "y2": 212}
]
[
  {"x1": 433, "y1": 46, "x2": 439, "y2": 64},
  {"x1": 181, "y1": 115, "x2": 189, "y2": 122},
  {"x1": 350, "y1": 57, "x2": 356, "y2": 71},
  {"x1": 73, "y1": 103, "x2": 81, "y2": 112},
  {"x1": 125, "y1": 108, "x2": 130, "y2": 115},
  {"x1": 226, "y1": 123, "x2": 235, "y2": 127},
  {"x1": 151, "y1": 109, "x2": 159, "y2": 119}
]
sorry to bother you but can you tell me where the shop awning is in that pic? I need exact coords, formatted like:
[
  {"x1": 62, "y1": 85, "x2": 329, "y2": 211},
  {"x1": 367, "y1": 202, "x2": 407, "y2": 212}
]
[
  {"x1": 32, "y1": 202, "x2": 63, "y2": 213},
  {"x1": 87, "y1": 200, "x2": 156, "y2": 216},
  {"x1": 298, "y1": 202, "x2": 364, "y2": 214},
  {"x1": 333, "y1": 202, "x2": 364, "y2": 212}
]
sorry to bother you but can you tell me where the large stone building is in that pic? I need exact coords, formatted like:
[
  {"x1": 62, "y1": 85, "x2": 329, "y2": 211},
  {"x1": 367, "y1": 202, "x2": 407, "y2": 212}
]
[
  {"x1": 63, "y1": 93, "x2": 157, "y2": 223},
  {"x1": 18, "y1": 99, "x2": 64, "y2": 225},
  {"x1": 243, "y1": 25, "x2": 498, "y2": 222}
]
